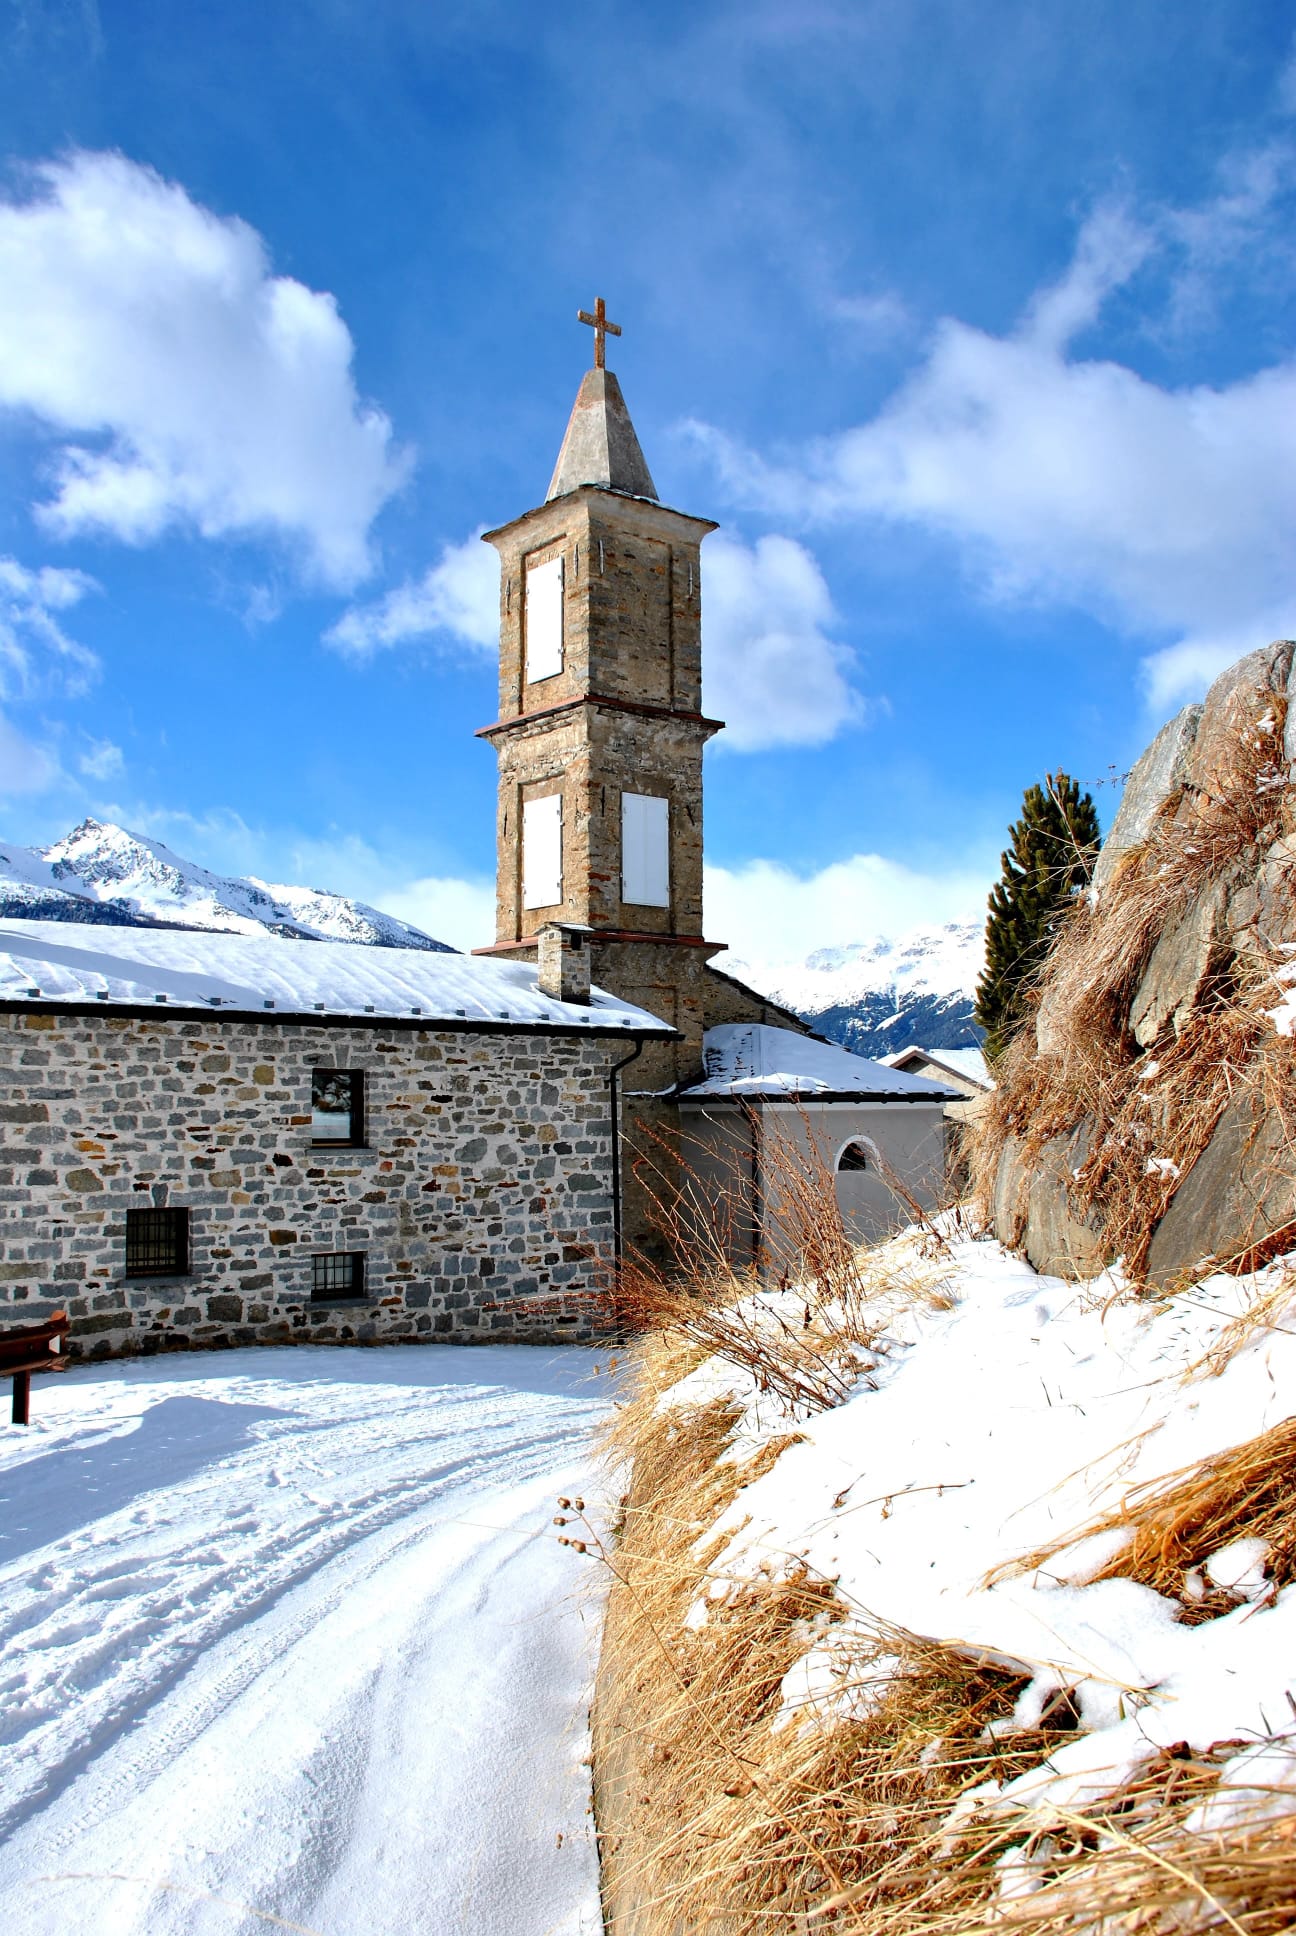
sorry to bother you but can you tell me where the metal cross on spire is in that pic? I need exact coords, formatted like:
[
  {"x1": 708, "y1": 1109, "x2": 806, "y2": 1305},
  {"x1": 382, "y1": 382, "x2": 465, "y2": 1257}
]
[{"x1": 577, "y1": 296, "x2": 621, "y2": 370}]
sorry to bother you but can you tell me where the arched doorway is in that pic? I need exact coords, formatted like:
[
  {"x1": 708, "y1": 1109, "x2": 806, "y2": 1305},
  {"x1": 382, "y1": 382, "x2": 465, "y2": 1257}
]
[{"x1": 834, "y1": 1136, "x2": 878, "y2": 1242}]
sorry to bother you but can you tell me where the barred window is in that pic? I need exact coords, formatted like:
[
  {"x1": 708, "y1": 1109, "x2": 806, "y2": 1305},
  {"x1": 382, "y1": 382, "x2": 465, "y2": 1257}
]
[
  {"x1": 311, "y1": 1251, "x2": 366, "y2": 1302},
  {"x1": 311, "y1": 1068, "x2": 364, "y2": 1145},
  {"x1": 126, "y1": 1207, "x2": 190, "y2": 1277}
]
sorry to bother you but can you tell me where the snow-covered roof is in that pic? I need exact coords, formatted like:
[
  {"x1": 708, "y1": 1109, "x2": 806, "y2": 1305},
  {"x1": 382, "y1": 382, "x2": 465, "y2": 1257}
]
[
  {"x1": 678, "y1": 1023, "x2": 960, "y2": 1101},
  {"x1": 0, "y1": 919, "x2": 673, "y2": 1034},
  {"x1": 883, "y1": 1044, "x2": 993, "y2": 1090}
]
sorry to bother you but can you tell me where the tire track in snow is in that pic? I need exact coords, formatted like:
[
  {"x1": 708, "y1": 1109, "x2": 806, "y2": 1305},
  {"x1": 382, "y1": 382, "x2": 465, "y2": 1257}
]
[{"x1": 0, "y1": 1347, "x2": 610, "y2": 1936}]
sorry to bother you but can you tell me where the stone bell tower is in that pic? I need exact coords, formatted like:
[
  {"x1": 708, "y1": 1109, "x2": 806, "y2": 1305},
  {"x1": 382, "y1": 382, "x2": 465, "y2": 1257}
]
[{"x1": 475, "y1": 300, "x2": 724, "y2": 1096}]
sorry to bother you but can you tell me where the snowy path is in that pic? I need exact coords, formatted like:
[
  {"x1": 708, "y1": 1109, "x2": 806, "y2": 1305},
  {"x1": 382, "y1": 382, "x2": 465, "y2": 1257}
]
[{"x1": 0, "y1": 1346, "x2": 612, "y2": 1936}]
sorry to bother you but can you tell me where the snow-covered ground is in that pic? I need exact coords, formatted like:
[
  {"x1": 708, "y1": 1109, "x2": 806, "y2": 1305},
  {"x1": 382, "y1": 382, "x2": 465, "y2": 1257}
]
[
  {"x1": 671, "y1": 1235, "x2": 1296, "y2": 1844},
  {"x1": 0, "y1": 1346, "x2": 611, "y2": 1936}
]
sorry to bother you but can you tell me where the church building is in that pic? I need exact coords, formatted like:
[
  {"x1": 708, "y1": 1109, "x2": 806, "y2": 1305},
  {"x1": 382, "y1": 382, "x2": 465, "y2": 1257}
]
[{"x1": 0, "y1": 306, "x2": 954, "y2": 1357}]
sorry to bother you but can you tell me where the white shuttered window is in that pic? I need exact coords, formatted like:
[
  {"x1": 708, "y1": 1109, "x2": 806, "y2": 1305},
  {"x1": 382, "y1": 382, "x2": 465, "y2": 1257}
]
[
  {"x1": 525, "y1": 556, "x2": 564, "y2": 682},
  {"x1": 523, "y1": 794, "x2": 563, "y2": 909},
  {"x1": 622, "y1": 793, "x2": 670, "y2": 907}
]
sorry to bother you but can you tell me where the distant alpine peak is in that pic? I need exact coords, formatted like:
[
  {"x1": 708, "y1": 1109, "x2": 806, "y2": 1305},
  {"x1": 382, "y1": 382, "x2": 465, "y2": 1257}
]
[
  {"x1": 730, "y1": 919, "x2": 984, "y2": 1006},
  {"x1": 1, "y1": 819, "x2": 454, "y2": 953},
  {"x1": 719, "y1": 919, "x2": 985, "y2": 1063}
]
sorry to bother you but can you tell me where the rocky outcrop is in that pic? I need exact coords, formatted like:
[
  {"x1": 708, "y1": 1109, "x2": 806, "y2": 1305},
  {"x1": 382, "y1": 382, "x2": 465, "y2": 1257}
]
[
  {"x1": 982, "y1": 641, "x2": 1296, "y2": 1284},
  {"x1": 1145, "y1": 1090, "x2": 1296, "y2": 1286},
  {"x1": 1090, "y1": 702, "x2": 1202, "y2": 894},
  {"x1": 1024, "y1": 1124, "x2": 1106, "y2": 1279}
]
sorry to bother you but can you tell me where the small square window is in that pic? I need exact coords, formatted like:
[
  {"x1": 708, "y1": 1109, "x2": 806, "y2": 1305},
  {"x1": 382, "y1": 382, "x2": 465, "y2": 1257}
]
[
  {"x1": 311, "y1": 1251, "x2": 367, "y2": 1303},
  {"x1": 311, "y1": 1068, "x2": 364, "y2": 1145},
  {"x1": 126, "y1": 1207, "x2": 189, "y2": 1277}
]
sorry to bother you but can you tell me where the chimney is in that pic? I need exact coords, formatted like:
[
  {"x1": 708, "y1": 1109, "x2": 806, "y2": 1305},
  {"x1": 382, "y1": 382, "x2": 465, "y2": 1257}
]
[{"x1": 537, "y1": 922, "x2": 592, "y2": 1005}]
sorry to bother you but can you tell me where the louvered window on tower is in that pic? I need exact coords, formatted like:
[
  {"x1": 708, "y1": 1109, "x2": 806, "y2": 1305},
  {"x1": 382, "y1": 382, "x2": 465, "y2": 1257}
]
[
  {"x1": 523, "y1": 793, "x2": 563, "y2": 909},
  {"x1": 525, "y1": 555, "x2": 563, "y2": 682},
  {"x1": 622, "y1": 792, "x2": 670, "y2": 907}
]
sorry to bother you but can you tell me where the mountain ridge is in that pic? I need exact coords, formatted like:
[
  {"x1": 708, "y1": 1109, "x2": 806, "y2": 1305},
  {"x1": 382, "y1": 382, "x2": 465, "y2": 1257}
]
[
  {"x1": 719, "y1": 919, "x2": 985, "y2": 1060},
  {"x1": 0, "y1": 819, "x2": 454, "y2": 952}
]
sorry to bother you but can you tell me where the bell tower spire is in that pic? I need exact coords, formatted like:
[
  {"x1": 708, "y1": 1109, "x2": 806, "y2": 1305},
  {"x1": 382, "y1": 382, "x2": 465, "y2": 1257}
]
[
  {"x1": 547, "y1": 299, "x2": 657, "y2": 501},
  {"x1": 474, "y1": 304, "x2": 723, "y2": 1093}
]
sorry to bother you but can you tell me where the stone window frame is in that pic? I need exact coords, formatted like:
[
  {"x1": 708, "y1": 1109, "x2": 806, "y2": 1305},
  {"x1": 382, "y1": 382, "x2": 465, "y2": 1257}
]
[
  {"x1": 125, "y1": 1206, "x2": 191, "y2": 1279},
  {"x1": 310, "y1": 1251, "x2": 368, "y2": 1305},
  {"x1": 310, "y1": 1067, "x2": 367, "y2": 1149}
]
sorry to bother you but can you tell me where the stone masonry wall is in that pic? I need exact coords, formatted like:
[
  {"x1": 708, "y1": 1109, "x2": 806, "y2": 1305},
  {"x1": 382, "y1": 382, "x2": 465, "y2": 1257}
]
[{"x1": 0, "y1": 1008, "x2": 621, "y2": 1356}]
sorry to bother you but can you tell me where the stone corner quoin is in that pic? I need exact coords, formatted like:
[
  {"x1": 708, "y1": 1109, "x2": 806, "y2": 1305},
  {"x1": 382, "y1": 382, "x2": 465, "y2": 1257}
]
[{"x1": 0, "y1": 1010, "x2": 620, "y2": 1357}]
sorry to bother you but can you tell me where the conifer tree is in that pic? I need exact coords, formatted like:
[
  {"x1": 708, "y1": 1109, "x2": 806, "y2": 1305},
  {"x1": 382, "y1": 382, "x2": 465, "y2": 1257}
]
[{"x1": 975, "y1": 771, "x2": 1101, "y2": 1062}]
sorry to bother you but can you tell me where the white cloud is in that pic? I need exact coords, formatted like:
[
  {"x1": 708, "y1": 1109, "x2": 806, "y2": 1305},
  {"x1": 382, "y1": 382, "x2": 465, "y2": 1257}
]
[
  {"x1": 0, "y1": 711, "x2": 61, "y2": 795},
  {"x1": 378, "y1": 874, "x2": 498, "y2": 952},
  {"x1": 702, "y1": 532, "x2": 862, "y2": 749},
  {"x1": 326, "y1": 531, "x2": 498, "y2": 658},
  {"x1": 690, "y1": 186, "x2": 1296, "y2": 712},
  {"x1": 1162, "y1": 142, "x2": 1293, "y2": 335},
  {"x1": 829, "y1": 291, "x2": 910, "y2": 342},
  {"x1": 0, "y1": 151, "x2": 408, "y2": 590},
  {"x1": 0, "y1": 555, "x2": 99, "y2": 700},
  {"x1": 331, "y1": 523, "x2": 864, "y2": 751},
  {"x1": 78, "y1": 735, "x2": 124, "y2": 781},
  {"x1": 704, "y1": 848, "x2": 992, "y2": 965}
]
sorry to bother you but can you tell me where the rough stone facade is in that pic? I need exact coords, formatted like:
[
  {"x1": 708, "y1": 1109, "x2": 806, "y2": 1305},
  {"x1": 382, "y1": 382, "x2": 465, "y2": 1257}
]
[
  {"x1": 0, "y1": 1007, "x2": 623, "y2": 1357},
  {"x1": 481, "y1": 487, "x2": 718, "y2": 958}
]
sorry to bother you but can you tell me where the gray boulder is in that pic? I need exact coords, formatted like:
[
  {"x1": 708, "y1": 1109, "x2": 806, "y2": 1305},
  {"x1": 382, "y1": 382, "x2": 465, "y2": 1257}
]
[
  {"x1": 1193, "y1": 640, "x2": 1293, "y2": 791},
  {"x1": 1091, "y1": 703, "x2": 1201, "y2": 894},
  {"x1": 1130, "y1": 873, "x2": 1232, "y2": 1049},
  {"x1": 1023, "y1": 1123, "x2": 1107, "y2": 1278},
  {"x1": 992, "y1": 1133, "x2": 1029, "y2": 1249},
  {"x1": 1145, "y1": 1089, "x2": 1296, "y2": 1286}
]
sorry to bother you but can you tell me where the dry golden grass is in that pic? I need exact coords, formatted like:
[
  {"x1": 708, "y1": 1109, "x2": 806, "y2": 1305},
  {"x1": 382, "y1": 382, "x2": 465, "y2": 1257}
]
[
  {"x1": 593, "y1": 1311, "x2": 1285, "y2": 1936},
  {"x1": 957, "y1": 1799, "x2": 1296, "y2": 1936},
  {"x1": 593, "y1": 1331, "x2": 1086, "y2": 1936},
  {"x1": 993, "y1": 1413, "x2": 1296, "y2": 1615},
  {"x1": 971, "y1": 685, "x2": 1296, "y2": 1283},
  {"x1": 1181, "y1": 1271, "x2": 1296, "y2": 1381}
]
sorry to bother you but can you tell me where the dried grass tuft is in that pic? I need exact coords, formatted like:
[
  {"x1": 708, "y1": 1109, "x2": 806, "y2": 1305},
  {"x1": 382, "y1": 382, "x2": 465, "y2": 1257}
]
[
  {"x1": 996, "y1": 1413, "x2": 1296, "y2": 1612},
  {"x1": 1181, "y1": 1272, "x2": 1296, "y2": 1382},
  {"x1": 961, "y1": 1796, "x2": 1296, "y2": 1936}
]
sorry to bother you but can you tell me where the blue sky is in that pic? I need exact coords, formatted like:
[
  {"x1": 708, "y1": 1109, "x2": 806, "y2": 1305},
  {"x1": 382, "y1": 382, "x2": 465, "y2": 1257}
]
[{"x1": 1, "y1": 0, "x2": 1293, "y2": 963}]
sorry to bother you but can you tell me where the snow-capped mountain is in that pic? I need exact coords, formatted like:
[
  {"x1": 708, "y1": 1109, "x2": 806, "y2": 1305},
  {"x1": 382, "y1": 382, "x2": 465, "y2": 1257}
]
[
  {"x1": 720, "y1": 920, "x2": 984, "y2": 1059},
  {"x1": 0, "y1": 819, "x2": 454, "y2": 952}
]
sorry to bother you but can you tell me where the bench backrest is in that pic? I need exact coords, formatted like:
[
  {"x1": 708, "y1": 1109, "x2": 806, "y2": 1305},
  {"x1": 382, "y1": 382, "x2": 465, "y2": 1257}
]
[{"x1": 0, "y1": 1312, "x2": 70, "y2": 1370}]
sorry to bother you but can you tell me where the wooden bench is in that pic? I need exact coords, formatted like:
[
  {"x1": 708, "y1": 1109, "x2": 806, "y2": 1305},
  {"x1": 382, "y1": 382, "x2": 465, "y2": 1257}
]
[{"x1": 0, "y1": 1312, "x2": 70, "y2": 1426}]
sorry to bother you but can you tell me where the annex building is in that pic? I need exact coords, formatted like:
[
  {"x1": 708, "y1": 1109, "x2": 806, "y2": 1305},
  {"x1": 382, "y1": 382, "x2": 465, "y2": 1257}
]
[{"x1": 0, "y1": 310, "x2": 955, "y2": 1355}]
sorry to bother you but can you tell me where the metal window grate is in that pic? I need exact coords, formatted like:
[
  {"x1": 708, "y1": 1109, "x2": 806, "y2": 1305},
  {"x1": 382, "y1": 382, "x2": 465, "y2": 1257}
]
[
  {"x1": 126, "y1": 1207, "x2": 189, "y2": 1277},
  {"x1": 311, "y1": 1068, "x2": 364, "y2": 1145},
  {"x1": 311, "y1": 1251, "x2": 366, "y2": 1302}
]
